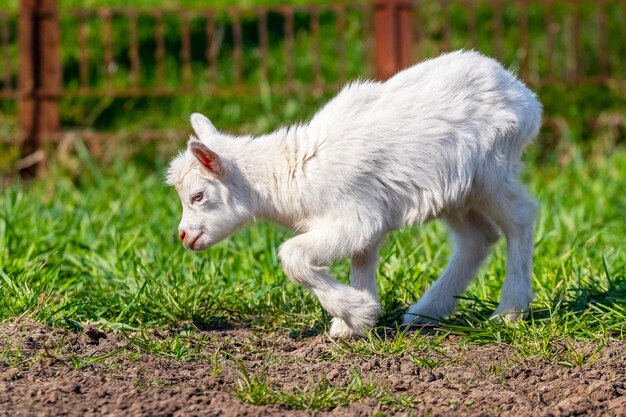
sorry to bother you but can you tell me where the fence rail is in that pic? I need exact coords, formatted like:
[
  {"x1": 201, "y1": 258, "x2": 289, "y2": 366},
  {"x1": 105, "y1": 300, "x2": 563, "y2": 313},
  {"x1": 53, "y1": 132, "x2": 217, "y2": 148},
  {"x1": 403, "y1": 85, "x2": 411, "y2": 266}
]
[
  {"x1": 1, "y1": 0, "x2": 626, "y2": 177},
  {"x1": 56, "y1": 4, "x2": 373, "y2": 97}
]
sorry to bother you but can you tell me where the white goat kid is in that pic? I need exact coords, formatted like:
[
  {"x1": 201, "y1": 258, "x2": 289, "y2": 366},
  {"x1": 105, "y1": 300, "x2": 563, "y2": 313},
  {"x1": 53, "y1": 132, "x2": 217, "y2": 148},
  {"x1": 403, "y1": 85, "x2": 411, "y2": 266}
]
[{"x1": 167, "y1": 50, "x2": 542, "y2": 338}]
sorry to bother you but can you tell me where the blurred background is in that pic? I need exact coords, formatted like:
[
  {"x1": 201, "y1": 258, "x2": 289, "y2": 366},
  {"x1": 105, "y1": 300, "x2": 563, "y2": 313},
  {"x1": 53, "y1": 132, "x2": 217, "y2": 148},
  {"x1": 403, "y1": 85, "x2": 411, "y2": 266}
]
[{"x1": 1, "y1": 0, "x2": 625, "y2": 179}]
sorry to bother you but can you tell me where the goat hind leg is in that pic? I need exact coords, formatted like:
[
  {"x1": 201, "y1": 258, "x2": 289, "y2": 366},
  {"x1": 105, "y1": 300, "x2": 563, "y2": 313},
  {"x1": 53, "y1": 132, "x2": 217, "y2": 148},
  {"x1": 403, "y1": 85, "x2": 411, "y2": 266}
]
[
  {"x1": 403, "y1": 209, "x2": 499, "y2": 325},
  {"x1": 486, "y1": 182, "x2": 538, "y2": 320}
]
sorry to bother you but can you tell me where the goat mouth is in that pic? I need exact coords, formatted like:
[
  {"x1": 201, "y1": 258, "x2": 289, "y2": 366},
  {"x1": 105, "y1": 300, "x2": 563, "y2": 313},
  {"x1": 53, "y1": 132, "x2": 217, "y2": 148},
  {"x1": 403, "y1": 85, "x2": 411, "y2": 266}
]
[{"x1": 189, "y1": 233, "x2": 203, "y2": 250}]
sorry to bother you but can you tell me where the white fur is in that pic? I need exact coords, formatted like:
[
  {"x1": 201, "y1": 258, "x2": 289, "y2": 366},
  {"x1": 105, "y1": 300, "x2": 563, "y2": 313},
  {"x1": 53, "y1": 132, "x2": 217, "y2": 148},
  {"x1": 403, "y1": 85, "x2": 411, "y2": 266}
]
[{"x1": 167, "y1": 50, "x2": 542, "y2": 338}]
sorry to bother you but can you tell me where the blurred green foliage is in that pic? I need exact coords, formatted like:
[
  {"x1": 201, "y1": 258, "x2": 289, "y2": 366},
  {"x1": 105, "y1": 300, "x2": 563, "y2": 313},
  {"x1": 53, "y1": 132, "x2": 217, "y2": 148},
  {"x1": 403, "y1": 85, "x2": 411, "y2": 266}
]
[
  {"x1": 0, "y1": 0, "x2": 625, "y2": 162},
  {"x1": 3, "y1": 0, "x2": 355, "y2": 11}
]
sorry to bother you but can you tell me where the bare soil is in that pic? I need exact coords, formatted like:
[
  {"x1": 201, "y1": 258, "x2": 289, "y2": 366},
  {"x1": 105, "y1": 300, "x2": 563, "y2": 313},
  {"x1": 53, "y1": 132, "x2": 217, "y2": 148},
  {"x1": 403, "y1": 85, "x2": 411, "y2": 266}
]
[{"x1": 1, "y1": 320, "x2": 625, "y2": 417}]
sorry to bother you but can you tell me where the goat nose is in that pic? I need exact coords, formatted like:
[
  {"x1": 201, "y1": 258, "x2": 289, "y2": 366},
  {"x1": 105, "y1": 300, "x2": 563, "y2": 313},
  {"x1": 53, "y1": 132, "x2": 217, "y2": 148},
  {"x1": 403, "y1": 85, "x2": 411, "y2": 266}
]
[{"x1": 179, "y1": 229, "x2": 186, "y2": 241}]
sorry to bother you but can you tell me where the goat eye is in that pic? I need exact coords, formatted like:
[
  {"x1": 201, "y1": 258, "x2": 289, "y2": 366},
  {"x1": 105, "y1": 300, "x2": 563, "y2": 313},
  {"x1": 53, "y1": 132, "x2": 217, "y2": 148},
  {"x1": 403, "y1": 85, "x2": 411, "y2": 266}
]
[{"x1": 191, "y1": 192, "x2": 204, "y2": 203}]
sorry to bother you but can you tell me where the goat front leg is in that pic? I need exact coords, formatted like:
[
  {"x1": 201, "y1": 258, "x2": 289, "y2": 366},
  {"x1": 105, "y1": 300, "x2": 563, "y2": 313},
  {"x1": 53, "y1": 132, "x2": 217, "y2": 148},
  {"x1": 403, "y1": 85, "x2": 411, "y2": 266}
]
[
  {"x1": 278, "y1": 228, "x2": 381, "y2": 338},
  {"x1": 329, "y1": 240, "x2": 382, "y2": 338}
]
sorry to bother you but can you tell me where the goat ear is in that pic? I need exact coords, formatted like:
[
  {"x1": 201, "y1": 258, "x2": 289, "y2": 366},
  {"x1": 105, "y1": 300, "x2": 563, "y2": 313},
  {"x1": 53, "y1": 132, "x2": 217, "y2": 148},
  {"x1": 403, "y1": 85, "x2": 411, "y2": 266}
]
[
  {"x1": 190, "y1": 113, "x2": 218, "y2": 138},
  {"x1": 189, "y1": 141, "x2": 223, "y2": 176}
]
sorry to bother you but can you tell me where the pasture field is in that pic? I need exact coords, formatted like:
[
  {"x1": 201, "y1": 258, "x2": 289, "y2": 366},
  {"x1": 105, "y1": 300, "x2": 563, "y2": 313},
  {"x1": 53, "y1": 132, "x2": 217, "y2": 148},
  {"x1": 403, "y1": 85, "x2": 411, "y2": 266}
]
[
  {"x1": 1, "y1": 1, "x2": 626, "y2": 414},
  {"x1": 1, "y1": 134, "x2": 625, "y2": 415}
]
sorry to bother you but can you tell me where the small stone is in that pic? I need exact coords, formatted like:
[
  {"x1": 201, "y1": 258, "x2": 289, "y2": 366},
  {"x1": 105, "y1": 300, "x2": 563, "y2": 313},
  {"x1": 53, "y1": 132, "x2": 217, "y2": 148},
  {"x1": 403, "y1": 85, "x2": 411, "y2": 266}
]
[
  {"x1": 400, "y1": 362, "x2": 416, "y2": 375},
  {"x1": 608, "y1": 396, "x2": 626, "y2": 415},
  {"x1": 60, "y1": 383, "x2": 81, "y2": 394},
  {"x1": 555, "y1": 396, "x2": 593, "y2": 416},
  {"x1": 587, "y1": 381, "x2": 615, "y2": 402},
  {"x1": 1, "y1": 368, "x2": 22, "y2": 382},
  {"x1": 326, "y1": 368, "x2": 341, "y2": 381}
]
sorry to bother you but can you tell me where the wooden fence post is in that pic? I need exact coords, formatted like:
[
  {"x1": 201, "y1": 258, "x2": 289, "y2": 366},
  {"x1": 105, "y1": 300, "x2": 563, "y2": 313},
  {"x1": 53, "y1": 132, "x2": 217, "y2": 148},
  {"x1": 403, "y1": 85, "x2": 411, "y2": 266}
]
[
  {"x1": 19, "y1": 0, "x2": 61, "y2": 179},
  {"x1": 374, "y1": 0, "x2": 413, "y2": 80}
]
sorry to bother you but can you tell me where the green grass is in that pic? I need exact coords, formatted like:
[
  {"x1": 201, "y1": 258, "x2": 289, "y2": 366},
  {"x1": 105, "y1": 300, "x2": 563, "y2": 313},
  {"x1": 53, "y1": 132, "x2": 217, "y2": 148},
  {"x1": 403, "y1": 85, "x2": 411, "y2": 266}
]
[
  {"x1": 1, "y1": 139, "x2": 625, "y2": 342},
  {"x1": 235, "y1": 368, "x2": 420, "y2": 411},
  {"x1": 1, "y1": 0, "x2": 626, "y2": 380},
  {"x1": 1, "y1": 1, "x2": 624, "y2": 411},
  {"x1": 1, "y1": 141, "x2": 623, "y2": 413}
]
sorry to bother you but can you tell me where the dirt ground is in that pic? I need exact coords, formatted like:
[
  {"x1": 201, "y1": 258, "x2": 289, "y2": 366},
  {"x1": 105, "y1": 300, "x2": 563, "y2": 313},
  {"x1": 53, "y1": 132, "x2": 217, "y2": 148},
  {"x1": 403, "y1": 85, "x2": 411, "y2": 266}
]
[{"x1": 1, "y1": 320, "x2": 625, "y2": 417}]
